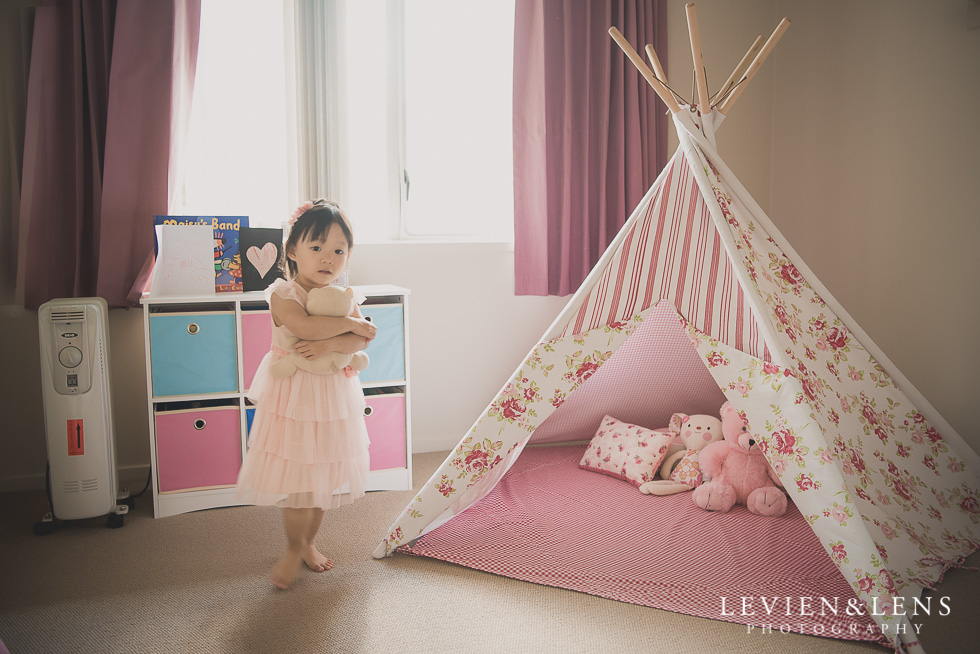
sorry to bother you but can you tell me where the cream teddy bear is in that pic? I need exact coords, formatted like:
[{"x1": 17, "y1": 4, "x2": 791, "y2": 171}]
[
  {"x1": 269, "y1": 286, "x2": 369, "y2": 378},
  {"x1": 638, "y1": 412, "x2": 723, "y2": 495}
]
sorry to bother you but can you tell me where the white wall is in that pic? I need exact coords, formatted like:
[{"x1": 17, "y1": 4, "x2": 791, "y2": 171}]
[{"x1": 351, "y1": 242, "x2": 568, "y2": 453}]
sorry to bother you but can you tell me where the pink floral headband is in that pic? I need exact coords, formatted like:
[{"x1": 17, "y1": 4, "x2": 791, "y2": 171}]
[
  {"x1": 288, "y1": 201, "x2": 314, "y2": 226},
  {"x1": 287, "y1": 199, "x2": 337, "y2": 226}
]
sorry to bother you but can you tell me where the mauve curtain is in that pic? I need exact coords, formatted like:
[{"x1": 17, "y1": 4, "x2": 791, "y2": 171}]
[
  {"x1": 15, "y1": 0, "x2": 200, "y2": 309},
  {"x1": 1, "y1": 8, "x2": 34, "y2": 295},
  {"x1": 514, "y1": 0, "x2": 668, "y2": 296}
]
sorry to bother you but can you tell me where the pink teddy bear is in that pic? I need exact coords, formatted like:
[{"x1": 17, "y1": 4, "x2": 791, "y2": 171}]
[{"x1": 691, "y1": 401, "x2": 788, "y2": 516}]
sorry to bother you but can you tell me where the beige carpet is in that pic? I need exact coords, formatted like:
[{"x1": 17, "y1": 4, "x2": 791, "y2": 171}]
[{"x1": 0, "y1": 452, "x2": 975, "y2": 654}]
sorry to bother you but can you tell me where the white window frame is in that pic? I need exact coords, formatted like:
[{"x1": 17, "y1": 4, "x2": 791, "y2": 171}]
[{"x1": 387, "y1": 0, "x2": 410, "y2": 239}]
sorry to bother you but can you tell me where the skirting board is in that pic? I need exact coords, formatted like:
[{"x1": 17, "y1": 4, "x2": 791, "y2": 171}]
[
  {"x1": 410, "y1": 434, "x2": 458, "y2": 456},
  {"x1": 0, "y1": 464, "x2": 151, "y2": 494}
]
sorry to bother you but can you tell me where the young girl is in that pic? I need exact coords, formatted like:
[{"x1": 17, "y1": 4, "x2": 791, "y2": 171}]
[{"x1": 235, "y1": 199, "x2": 378, "y2": 589}]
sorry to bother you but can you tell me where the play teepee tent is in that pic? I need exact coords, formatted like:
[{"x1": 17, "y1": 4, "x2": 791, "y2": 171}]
[{"x1": 375, "y1": 8, "x2": 979, "y2": 652}]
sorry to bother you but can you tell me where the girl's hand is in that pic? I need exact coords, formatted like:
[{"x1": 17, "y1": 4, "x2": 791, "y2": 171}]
[
  {"x1": 350, "y1": 317, "x2": 377, "y2": 341},
  {"x1": 293, "y1": 339, "x2": 334, "y2": 360}
]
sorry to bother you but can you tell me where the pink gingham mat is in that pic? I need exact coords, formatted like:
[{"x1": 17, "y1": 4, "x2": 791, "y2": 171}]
[{"x1": 400, "y1": 446, "x2": 884, "y2": 646}]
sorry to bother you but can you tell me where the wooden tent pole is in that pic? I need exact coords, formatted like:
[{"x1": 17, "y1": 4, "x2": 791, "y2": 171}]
[
  {"x1": 645, "y1": 45, "x2": 682, "y2": 107},
  {"x1": 685, "y1": 3, "x2": 710, "y2": 113},
  {"x1": 643, "y1": 45, "x2": 670, "y2": 94},
  {"x1": 608, "y1": 26, "x2": 681, "y2": 114},
  {"x1": 714, "y1": 35, "x2": 764, "y2": 108},
  {"x1": 717, "y1": 18, "x2": 790, "y2": 115}
]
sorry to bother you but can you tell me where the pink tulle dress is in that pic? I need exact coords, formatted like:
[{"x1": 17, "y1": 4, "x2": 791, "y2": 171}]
[{"x1": 235, "y1": 279, "x2": 371, "y2": 509}]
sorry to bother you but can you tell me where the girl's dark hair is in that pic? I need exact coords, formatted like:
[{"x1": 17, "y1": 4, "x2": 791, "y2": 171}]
[{"x1": 281, "y1": 199, "x2": 354, "y2": 279}]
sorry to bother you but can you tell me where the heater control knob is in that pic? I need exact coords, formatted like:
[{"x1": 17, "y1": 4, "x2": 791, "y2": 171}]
[{"x1": 59, "y1": 346, "x2": 83, "y2": 368}]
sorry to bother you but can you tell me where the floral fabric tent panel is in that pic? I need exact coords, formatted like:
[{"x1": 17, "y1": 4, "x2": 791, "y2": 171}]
[{"x1": 375, "y1": 14, "x2": 979, "y2": 654}]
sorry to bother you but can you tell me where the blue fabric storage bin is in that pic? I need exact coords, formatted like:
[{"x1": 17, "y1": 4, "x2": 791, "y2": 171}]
[
  {"x1": 149, "y1": 311, "x2": 239, "y2": 396},
  {"x1": 360, "y1": 304, "x2": 405, "y2": 384}
]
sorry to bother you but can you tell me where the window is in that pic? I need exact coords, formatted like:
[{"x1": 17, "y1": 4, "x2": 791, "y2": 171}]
[
  {"x1": 174, "y1": 0, "x2": 289, "y2": 223},
  {"x1": 400, "y1": 1, "x2": 515, "y2": 241},
  {"x1": 177, "y1": 0, "x2": 515, "y2": 243}
]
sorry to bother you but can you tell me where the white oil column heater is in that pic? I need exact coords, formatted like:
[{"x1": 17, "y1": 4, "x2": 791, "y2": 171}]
[{"x1": 37, "y1": 297, "x2": 128, "y2": 526}]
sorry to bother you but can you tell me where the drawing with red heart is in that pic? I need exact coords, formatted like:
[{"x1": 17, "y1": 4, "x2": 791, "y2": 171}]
[{"x1": 246, "y1": 242, "x2": 278, "y2": 278}]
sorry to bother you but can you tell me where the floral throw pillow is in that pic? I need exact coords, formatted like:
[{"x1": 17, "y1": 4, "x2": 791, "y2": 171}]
[{"x1": 579, "y1": 416, "x2": 674, "y2": 487}]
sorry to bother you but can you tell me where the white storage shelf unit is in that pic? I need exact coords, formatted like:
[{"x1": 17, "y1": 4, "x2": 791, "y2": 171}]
[{"x1": 141, "y1": 285, "x2": 412, "y2": 518}]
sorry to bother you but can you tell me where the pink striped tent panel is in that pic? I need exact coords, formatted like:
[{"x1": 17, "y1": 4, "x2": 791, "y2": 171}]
[
  {"x1": 531, "y1": 300, "x2": 726, "y2": 444},
  {"x1": 400, "y1": 446, "x2": 884, "y2": 646},
  {"x1": 560, "y1": 154, "x2": 771, "y2": 362}
]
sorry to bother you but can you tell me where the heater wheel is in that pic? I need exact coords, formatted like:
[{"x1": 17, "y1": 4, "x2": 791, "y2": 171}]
[
  {"x1": 107, "y1": 513, "x2": 124, "y2": 529},
  {"x1": 33, "y1": 520, "x2": 56, "y2": 536}
]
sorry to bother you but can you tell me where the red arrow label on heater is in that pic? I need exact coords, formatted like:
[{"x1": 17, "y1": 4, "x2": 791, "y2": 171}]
[{"x1": 67, "y1": 419, "x2": 84, "y2": 455}]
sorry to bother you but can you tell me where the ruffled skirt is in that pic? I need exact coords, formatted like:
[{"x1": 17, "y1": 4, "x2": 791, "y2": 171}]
[{"x1": 235, "y1": 350, "x2": 370, "y2": 510}]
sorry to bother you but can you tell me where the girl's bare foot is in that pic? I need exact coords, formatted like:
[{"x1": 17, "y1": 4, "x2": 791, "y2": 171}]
[
  {"x1": 270, "y1": 550, "x2": 302, "y2": 589},
  {"x1": 301, "y1": 545, "x2": 334, "y2": 573}
]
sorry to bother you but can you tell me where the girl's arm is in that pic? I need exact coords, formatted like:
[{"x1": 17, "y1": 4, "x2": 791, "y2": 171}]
[
  {"x1": 293, "y1": 301, "x2": 377, "y2": 359},
  {"x1": 347, "y1": 303, "x2": 375, "y2": 348},
  {"x1": 271, "y1": 294, "x2": 376, "y2": 341},
  {"x1": 293, "y1": 333, "x2": 368, "y2": 360}
]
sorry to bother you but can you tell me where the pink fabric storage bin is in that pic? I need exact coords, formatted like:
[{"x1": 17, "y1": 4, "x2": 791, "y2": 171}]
[
  {"x1": 364, "y1": 393, "x2": 406, "y2": 471},
  {"x1": 241, "y1": 310, "x2": 272, "y2": 391},
  {"x1": 155, "y1": 405, "x2": 242, "y2": 492}
]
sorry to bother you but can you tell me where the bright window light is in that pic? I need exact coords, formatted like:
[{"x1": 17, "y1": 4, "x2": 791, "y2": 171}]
[
  {"x1": 402, "y1": 0, "x2": 515, "y2": 241},
  {"x1": 338, "y1": 0, "x2": 394, "y2": 243},
  {"x1": 175, "y1": 0, "x2": 289, "y2": 226},
  {"x1": 178, "y1": 0, "x2": 514, "y2": 241}
]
